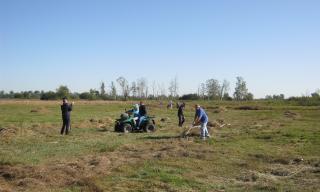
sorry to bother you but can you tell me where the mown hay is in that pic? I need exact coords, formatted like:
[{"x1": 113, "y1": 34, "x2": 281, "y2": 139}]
[
  {"x1": 284, "y1": 110, "x2": 299, "y2": 119},
  {"x1": 235, "y1": 106, "x2": 260, "y2": 110}
]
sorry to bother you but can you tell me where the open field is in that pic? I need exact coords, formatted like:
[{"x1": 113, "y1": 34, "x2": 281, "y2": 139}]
[{"x1": 0, "y1": 100, "x2": 319, "y2": 192}]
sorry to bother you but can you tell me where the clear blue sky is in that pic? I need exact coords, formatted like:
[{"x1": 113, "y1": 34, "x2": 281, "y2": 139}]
[{"x1": 1, "y1": 0, "x2": 319, "y2": 98}]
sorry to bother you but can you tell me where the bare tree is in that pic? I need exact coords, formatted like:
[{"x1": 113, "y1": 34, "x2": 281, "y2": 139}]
[
  {"x1": 168, "y1": 76, "x2": 178, "y2": 98},
  {"x1": 152, "y1": 80, "x2": 156, "y2": 98},
  {"x1": 131, "y1": 81, "x2": 137, "y2": 98},
  {"x1": 137, "y1": 78, "x2": 147, "y2": 98},
  {"x1": 159, "y1": 82, "x2": 167, "y2": 98},
  {"x1": 145, "y1": 81, "x2": 149, "y2": 98},
  {"x1": 200, "y1": 83, "x2": 206, "y2": 99},
  {"x1": 168, "y1": 83, "x2": 174, "y2": 98},
  {"x1": 116, "y1": 77, "x2": 130, "y2": 100},
  {"x1": 145, "y1": 86, "x2": 149, "y2": 98},
  {"x1": 220, "y1": 79, "x2": 230, "y2": 100},
  {"x1": 157, "y1": 83, "x2": 162, "y2": 98}
]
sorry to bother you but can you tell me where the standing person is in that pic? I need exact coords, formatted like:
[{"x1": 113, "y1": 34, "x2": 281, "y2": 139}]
[
  {"x1": 167, "y1": 100, "x2": 173, "y2": 109},
  {"x1": 177, "y1": 102, "x2": 185, "y2": 127},
  {"x1": 138, "y1": 101, "x2": 147, "y2": 128},
  {"x1": 193, "y1": 104, "x2": 210, "y2": 140},
  {"x1": 60, "y1": 97, "x2": 73, "y2": 135}
]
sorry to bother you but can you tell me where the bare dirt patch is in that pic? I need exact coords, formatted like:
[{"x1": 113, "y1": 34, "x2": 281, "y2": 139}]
[
  {"x1": 30, "y1": 107, "x2": 50, "y2": 114},
  {"x1": 206, "y1": 106, "x2": 228, "y2": 113}
]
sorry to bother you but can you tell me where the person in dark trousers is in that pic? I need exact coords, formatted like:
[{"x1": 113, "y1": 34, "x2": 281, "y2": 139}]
[
  {"x1": 60, "y1": 97, "x2": 73, "y2": 135},
  {"x1": 177, "y1": 102, "x2": 185, "y2": 127},
  {"x1": 138, "y1": 101, "x2": 147, "y2": 128}
]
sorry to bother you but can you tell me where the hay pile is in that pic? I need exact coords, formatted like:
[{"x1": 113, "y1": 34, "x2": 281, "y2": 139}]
[
  {"x1": 181, "y1": 119, "x2": 230, "y2": 137},
  {"x1": 284, "y1": 111, "x2": 299, "y2": 119}
]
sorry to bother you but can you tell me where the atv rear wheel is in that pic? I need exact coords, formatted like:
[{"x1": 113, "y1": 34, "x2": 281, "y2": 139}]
[
  {"x1": 114, "y1": 122, "x2": 121, "y2": 132},
  {"x1": 144, "y1": 123, "x2": 156, "y2": 132},
  {"x1": 121, "y1": 123, "x2": 133, "y2": 133}
]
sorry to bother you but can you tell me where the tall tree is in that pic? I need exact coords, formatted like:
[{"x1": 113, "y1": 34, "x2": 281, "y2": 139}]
[
  {"x1": 233, "y1": 76, "x2": 248, "y2": 100},
  {"x1": 100, "y1": 82, "x2": 106, "y2": 96},
  {"x1": 311, "y1": 90, "x2": 320, "y2": 98},
  {"x1": 110, "y1": 81, "x2": 117, "y2": 100},
  {"x1": 56, "y1": 85, "x2": 70, "y2": 99},
  {"x1": 89, "y1": 89, "x2": 99, "y2": 100},
  {"x1": 245, "y1": 92, "x2": 254, "y2": 100},
  {"x1": 206, "y1": 79, "x2": 220, "y2": 100}
]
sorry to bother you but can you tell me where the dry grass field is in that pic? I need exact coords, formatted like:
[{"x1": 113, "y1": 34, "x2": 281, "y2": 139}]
[{"x1": 0, "y1": 100, "x2": 319, "y2": 191}]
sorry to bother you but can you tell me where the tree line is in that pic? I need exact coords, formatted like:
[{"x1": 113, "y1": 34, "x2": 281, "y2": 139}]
[
  {"x1": 1, "y1": 76, "x2": 319, "y2": 103},
  {"x1": 0, "y1": 76, "x2": 250, "y2": 101}
]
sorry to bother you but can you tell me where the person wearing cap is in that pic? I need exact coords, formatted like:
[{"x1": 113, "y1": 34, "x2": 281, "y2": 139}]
[
  {"x1": 177, "y1": 102, "x2": 185, "y2": 127},
  {"x1": 60, "y1": 97, "x2": 74, "y2": 135},
  {"x1": 193, "y1": 104, "x2": 210, "y2": 140}
]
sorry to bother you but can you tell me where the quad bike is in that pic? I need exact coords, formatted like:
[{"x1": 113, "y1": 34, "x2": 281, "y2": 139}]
[{"x1": 114, "y1": 112, "x2": 156, "y2": 133}]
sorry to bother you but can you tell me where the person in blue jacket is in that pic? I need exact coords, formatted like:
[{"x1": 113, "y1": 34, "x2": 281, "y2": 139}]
[
  {"x1": 127, "y1": 104, "x2": 140, "y2": 126},
  {"x1": 193, "y1": 104, "x2": 210, "y2": 140}
]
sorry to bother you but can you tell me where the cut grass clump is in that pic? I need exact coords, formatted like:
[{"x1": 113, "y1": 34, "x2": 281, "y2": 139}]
[{"x1": 234, "y1": 106, "x2": 272, "y2": 110}]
